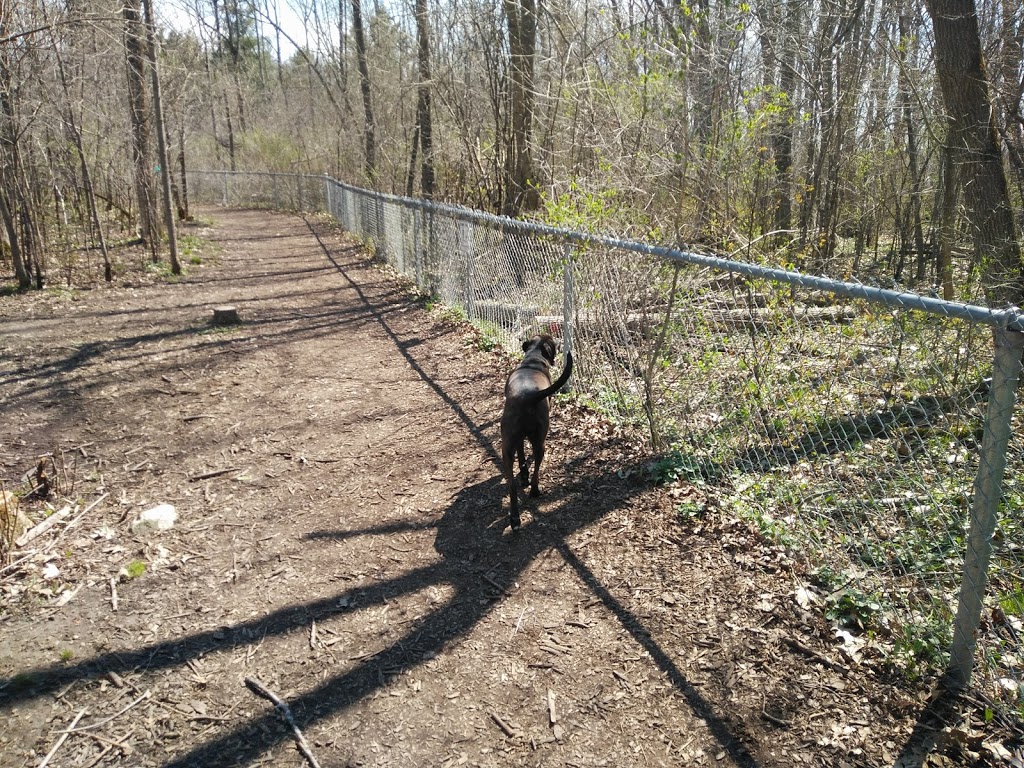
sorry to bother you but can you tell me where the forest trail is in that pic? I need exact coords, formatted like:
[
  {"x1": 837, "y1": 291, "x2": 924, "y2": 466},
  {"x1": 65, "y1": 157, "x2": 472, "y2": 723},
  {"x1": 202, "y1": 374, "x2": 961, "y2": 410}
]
[{"x1": 0, "y1": 207, "x2": 989, "y2": 767}]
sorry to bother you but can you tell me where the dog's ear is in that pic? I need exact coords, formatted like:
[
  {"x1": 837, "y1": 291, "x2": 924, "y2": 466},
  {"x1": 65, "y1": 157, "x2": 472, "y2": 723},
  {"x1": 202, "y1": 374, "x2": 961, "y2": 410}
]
[
  {"x1": 522, "y1": 339, "x2": 533, "y2": 353},
  {"x1": 543, "y1": 338, "x2": 556, "y2": 364}
]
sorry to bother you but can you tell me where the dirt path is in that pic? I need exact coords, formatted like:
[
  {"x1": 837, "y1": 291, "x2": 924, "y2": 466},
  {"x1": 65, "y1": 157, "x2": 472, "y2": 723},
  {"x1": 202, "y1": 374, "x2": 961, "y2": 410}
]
[{"x1": 0, "y1": 208, "x2": 1006, "y2": 767}]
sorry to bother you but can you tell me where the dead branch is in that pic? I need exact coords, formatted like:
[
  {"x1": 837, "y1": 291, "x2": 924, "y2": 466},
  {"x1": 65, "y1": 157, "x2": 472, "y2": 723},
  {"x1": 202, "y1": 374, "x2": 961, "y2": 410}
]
[
  {"x1": 243, "y1": 677, "x2": 322, "y2": 768},
  {"x1": 38, "y1": 708, "x2": 87, "y2": 768}
]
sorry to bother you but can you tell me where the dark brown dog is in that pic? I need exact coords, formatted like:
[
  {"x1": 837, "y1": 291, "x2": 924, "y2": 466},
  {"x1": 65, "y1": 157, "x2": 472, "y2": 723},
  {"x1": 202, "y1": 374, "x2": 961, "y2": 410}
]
[{"x1": 500, "y1": 334, "x2": 574, "y2": 530}]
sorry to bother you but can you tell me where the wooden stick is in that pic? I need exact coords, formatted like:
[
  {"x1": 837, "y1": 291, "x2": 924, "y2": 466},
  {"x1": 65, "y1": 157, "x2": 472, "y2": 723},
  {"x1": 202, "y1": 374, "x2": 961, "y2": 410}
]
[
  {"x1": 482, "y1": 573, "x2": 511, "y2": 596},
  {"x1": 488, "y1": 711, "x2": 518, "y2": 738},
  {"x1": 59, "y1": 690, "x2": 150, "y2": 734},
  {"x1": 16, "y1": 505, "x2": 72, "y2": 547},
  {"x1": 244, "y1": 677, "x2": 322, "y2": 768},
  {"x1": 42, "y1": 493, "x2": 111, "y2": 555},
  {"x1": 189, "y1": 467, "x2": 240, "y2": 482},
  {"x1": 38, "y1": 708, "x2": 87, "y2": 768},
  {"x1": 109, "y1": 578, "x2": 119, "y2": 612}
]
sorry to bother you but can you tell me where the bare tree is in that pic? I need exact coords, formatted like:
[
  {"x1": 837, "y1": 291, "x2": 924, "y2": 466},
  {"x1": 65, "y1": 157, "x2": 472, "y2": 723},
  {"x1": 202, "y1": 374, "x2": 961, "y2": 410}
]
[
  {"x1": 123, "y1": 0, "x2": 159, "y2": 252},
  {"x1": 143, "y1": 0, "x2": 181, "y2": 275},
  {"x1": 502, "y1": 0, "x2": 539, "y2": 215},
  {"x1": 924, "y1": 0, "x2": 1024, "y2": 308},
  {"x1": 352, "y1": 0, "x2": 376, "y2": 185}
]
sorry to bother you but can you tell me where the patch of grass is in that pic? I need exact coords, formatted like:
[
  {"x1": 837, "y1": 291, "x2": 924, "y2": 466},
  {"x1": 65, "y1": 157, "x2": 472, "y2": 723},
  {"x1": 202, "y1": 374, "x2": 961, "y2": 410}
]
[
  {"x1": 146, "y1": 260, "x2": 179, "y2": 279},
  {"x1": 45, "y1": 285, "x2": 79, "y2": 300},
  {"x1": 999, "y1": 588, "x2": 1024, "y2": 617},
  {"x1": 438, "y1": 304, "x2": 468, "y2": 324},
  {"x1": 59, "y1": 649, "x2": 74, "y2": 662},
  {"x1": 179, "y1": 234, "x2": 205, "y2": 262},
  {"x1": 124, "y1": 559, "x2": 146, "y2": 579}
]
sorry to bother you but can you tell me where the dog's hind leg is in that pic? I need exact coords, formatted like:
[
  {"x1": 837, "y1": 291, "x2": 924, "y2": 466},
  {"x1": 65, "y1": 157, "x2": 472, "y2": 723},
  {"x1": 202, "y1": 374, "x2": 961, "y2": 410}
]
[
  {"x1": 528, "y1": 438, "x2": 545, "y2": 498},
  {"x1": 502, "y1": 440, "x2": 522, "y2": 530},
  {"x1": 516, "y1": 442, "x2": 529, "y2": 485}
]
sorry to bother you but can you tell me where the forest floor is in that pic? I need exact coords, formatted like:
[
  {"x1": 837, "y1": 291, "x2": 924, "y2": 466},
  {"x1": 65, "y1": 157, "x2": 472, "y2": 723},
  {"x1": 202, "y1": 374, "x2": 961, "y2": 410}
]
[{"x1": 0, "y1": 207, "x2": 1020, "y2": 768}]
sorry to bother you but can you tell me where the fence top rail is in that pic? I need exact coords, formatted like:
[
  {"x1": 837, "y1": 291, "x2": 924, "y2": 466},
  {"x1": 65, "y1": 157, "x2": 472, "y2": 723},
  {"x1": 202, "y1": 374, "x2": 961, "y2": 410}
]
[{"x1": 192, "y1": 169, "x2": 1024, "y2": 332}]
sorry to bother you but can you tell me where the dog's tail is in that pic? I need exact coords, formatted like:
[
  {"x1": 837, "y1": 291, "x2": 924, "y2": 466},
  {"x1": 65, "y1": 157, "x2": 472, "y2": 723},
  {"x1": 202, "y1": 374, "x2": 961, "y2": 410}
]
[{"x1": 527, "y1": 351, "x2": 574, "y2": 404}]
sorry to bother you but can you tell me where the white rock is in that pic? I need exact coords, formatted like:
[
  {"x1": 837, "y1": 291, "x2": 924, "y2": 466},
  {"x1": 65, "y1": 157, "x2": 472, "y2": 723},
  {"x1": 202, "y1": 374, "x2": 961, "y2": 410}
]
[
  {"x1": 131, "y1": 504, "x2": 177, "y2": 534},
  {"x1": 42, "y1": 562, "x2": 61, "y2": 580}
]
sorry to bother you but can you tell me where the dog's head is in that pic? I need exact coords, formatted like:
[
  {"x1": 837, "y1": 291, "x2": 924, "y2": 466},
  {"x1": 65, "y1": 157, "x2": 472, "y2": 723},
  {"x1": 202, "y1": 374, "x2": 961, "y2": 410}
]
[{"x1": 522, "y1": 334, "x2": 557, "y2": 365}]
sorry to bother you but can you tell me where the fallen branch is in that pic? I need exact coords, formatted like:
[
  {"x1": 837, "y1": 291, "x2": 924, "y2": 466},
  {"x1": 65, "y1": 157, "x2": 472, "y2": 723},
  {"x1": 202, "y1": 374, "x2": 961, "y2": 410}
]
[
  {"x1": 189, "y1": 467, "x2": 240, "y2": 482},
  {"x1": 16, "y1": 505, "x2": 72, "y2": 548},
  {"x1": 488, "y1": 711, "x2": 519, "y2": 738},
  {"x1": 784, "y1": 637, "x2": 848, "y2": 675},
  {"x1": 38, "y1": 708, "x2": 87, "y2": 768},
  {"x1": 59, "y1": 690, "x2": 151, "y2": 734},
  {"x1": 43, "y1": 493, "x2": 110, "y2": 554},
  {"x1": 244, "y1": 677, "x2": 322, "y2": 768}
]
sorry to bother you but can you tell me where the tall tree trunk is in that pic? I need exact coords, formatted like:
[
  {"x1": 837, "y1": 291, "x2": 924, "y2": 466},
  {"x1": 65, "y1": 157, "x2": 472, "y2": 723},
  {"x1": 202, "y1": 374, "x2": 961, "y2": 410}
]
[
  {"x1": 351, "y1": 0, "x2": 376, "y2": 185},
  {"x1": 502, "y1": 0, "x2": 539, "y2": 216},
  {"x1": 0, "y1": 13, "x2": 34, "y2": 290},
  {"x1": 898, "y1": 6, "x2": 927, "y2": 282},
  {"x1": 924, "y1": 0, "x2": 1024, "y2": 308},
  {"x1": 415, "y1": 0, "x2": 435, "y2": 199},
  {"x1": 178, "y1": 121, "x2": 190, "y2": 220},
  {"x1": 142, "y1": 0, "x2": 180, "y2": 275},
  {"x1": 123, "y1": 0, "x2": 158, "y2": 250}
]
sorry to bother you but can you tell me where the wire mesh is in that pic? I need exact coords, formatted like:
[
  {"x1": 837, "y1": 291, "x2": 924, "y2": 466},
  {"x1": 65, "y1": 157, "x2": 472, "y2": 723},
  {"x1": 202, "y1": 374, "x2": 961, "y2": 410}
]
[{"x1": 189, "y1": 169, "x2": 1024, "y2": 712}]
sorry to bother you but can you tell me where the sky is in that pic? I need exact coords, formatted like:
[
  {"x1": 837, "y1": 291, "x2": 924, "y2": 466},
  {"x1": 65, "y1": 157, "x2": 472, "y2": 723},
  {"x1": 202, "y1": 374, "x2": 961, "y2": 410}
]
[{"x1": 156, "y1": 0, "x2": 309, "y2": 58}]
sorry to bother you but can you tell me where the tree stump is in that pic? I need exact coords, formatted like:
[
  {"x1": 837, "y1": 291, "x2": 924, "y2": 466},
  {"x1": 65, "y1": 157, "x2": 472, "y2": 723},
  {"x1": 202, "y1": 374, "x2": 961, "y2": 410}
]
[{"x1": 211, "y1": 306, "x2": 241, "y2": 326}]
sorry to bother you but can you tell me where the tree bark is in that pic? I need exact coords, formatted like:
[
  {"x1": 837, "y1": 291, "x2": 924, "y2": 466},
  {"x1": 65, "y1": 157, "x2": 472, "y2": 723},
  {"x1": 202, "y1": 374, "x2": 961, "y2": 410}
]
[
  {"x1": 0, "y1": 13, "x2": 35, "y2": 290},
  {"x1": 415, "y1": 0, "x2": 435, "y2": 199},
  {"x1": 502, "y1": 0, "x2": 540, "y2": 216},
  {"x1": 351, "y1": 0, "x2": 376, "y2": 185},
  {"x1": 924, "y1": 0, "x2": 1024, "y2": 308},
  {"x1": 142, "y1": 0, "x2": 180, "y2": 275},
  {"x1": 123, "y1": 0, "x2": 158, "y2": 250}
]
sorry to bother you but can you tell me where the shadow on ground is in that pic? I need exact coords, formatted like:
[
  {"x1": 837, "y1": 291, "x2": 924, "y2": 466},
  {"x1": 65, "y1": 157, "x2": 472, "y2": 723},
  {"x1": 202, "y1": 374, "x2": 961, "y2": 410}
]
[{"x1": 0, "y1": 214, "x2": 761, "y2": 767}]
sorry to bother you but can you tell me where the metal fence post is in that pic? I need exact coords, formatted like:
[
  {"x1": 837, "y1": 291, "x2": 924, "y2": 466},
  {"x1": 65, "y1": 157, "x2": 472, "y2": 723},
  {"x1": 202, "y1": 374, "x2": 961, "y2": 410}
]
[
  {"x1": 461, "y1": 220, "x2": 476, "y2": 319},
  {"x1": 222, "y1": 172, "x2": 229, "y2": 206},
  {"x1": 325, "y1": 177, "x2": 332, "y2": 219},
  {"x1": 947, "y1": 325, "x2": 1024, "y2": 688},
  {"x1": 562, "y1": 243, "x2": 576, "y2": 391},
  {"x1": 414, "y1": 208, "x2": 424, "y2": 290}
]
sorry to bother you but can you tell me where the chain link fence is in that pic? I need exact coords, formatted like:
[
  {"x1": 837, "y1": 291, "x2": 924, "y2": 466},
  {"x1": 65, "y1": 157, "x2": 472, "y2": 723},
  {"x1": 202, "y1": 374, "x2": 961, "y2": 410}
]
[{"x1": 189, "y1": 170, "x2": 1024, "y2": 715}]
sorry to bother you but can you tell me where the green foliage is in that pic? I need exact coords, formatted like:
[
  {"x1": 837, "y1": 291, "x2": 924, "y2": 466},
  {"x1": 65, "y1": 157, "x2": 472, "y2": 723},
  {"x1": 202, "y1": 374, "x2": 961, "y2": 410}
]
[
  {"x1": 648, "y1": 449, "x2": 709, "y2": 485},
  {"x1": 541, "y1": 179, "x2": 620, "y2": 234},
  {"x1": 999, "y1": 588, "x2": 1024, "y2": 617},
  {"x1": 124, "y1": 560, "x2": 146, "y2": 580},
  {"x1": 59, "y1": 649, "x2": 74, "y2": 662},
  {"x1": 472, "y1": 321, "x2": 504, "y2": 352},
  {"x1": 674, "y1": 500, "x2": 707, "y2": 523},
  {"x1": 824, "y1": 586, "x2": 883, "y2": 631}
]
